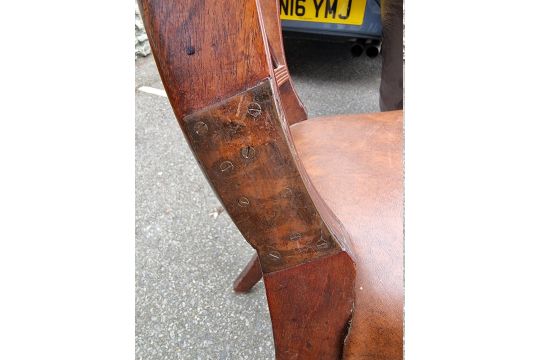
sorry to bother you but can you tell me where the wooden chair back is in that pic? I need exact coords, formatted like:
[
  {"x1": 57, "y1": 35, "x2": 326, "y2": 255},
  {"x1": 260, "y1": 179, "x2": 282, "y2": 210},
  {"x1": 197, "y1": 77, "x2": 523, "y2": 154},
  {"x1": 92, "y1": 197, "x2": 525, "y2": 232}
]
[
  {"x1": 138, "y1": 0, "x2": 354, "y2": 273},
  {"x1": 138, "y1": 0, "x2": 358, "y2": 357}
]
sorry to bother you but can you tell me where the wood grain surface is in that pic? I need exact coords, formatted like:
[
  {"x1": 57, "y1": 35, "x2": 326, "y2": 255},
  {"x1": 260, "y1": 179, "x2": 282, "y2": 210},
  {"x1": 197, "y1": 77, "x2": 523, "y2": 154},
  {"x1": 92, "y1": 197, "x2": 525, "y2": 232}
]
[
  {"x1": 137, "y1": 0, "x2": 403, "y2": 358},
  {"x1": 137, "y1": 0, "x2": 270, "y2": 118},
  {"x1": 233, "y1": 253, "x2": 263, "y2": 293},
  {"x1": 264, "y1": 251, "x2": 355, "y2": 359},
  {"x1": 183, "y1": 80, "x2": 342, "y2": 272}
]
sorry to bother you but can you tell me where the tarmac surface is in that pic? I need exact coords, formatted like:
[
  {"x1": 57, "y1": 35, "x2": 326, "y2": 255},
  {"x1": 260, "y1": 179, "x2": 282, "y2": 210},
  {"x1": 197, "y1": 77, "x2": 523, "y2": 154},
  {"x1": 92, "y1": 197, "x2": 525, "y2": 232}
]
[{"x1": 135, "y1": 37, "x2": 382, "y2": 359}]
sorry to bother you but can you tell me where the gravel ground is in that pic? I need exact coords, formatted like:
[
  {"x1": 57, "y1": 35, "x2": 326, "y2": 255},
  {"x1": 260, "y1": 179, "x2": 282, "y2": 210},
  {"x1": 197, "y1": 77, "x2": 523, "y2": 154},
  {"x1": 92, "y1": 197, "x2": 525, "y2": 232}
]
[{"x1": 136, "y1": 37, "x2": 382, "y2": 360}]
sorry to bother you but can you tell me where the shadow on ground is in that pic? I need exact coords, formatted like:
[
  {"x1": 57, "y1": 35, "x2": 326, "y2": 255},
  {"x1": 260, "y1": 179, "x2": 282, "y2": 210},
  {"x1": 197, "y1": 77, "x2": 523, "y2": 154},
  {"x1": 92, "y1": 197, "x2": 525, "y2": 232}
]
[{"x1": 283, "y1": 37, "x2": 382, "y2": 116}]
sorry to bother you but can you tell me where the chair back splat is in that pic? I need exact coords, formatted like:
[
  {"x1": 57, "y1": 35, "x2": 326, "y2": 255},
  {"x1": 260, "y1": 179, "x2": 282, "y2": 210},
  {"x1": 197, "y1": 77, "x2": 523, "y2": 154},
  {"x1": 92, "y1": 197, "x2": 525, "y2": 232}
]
[{"x1": 138, "y1": 0, "x2": 357, "y2": 358}]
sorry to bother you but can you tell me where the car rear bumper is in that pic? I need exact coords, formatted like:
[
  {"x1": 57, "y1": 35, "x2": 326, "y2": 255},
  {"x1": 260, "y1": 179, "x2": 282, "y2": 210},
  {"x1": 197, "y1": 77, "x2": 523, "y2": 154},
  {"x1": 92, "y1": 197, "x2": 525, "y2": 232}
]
[{"x1": 281, "y1": 0, "x2": 382, "y2": 39}]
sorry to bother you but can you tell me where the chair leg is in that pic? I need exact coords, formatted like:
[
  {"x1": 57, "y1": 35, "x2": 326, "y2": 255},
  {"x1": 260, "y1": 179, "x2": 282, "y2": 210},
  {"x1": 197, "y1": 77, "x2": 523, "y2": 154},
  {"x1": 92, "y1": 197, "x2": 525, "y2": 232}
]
[
  {"x1": 233, "y1": 253, "x2": 263, "y2": 293},
  {"x1": 264, "y1": 251, "x2": 356, "y2": 359}
]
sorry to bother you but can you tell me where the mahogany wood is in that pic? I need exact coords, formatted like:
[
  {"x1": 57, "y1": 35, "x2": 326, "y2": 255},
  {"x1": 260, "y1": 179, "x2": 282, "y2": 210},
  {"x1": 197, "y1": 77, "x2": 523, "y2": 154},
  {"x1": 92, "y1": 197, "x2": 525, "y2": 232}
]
[
  {"x1": 259, "y1": 0, "x2": 308, "y2": 125},
  {"x1": 137, "y1": 0, "x2": 269, "y2": 119},
  {"x1": 138, "y1": 0, "x2": 403, "y2": 358},
  {"x1": 233, "y1": 253, "x2": 262, "y2": 293},
  {"x1": 264, "y1": 251, "x2": 355, "y2": 359},
  {"x1": 183, "y1": 80, "x2": 342, "y2": 273}
]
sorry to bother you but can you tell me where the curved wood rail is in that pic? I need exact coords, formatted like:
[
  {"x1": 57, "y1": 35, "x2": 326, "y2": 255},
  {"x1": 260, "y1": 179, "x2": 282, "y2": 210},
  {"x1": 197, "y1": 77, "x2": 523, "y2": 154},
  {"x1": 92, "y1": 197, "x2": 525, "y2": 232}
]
[{"x1": 137, "y1": 0, "x2": 358, "y2": 357}]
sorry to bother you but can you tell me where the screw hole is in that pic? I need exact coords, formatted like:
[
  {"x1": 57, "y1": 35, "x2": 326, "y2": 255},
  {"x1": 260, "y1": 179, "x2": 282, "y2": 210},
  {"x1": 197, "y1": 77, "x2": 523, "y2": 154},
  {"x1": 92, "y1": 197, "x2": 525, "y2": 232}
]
[
  {"x1": 237, "y1": 196, "x2": 250, "y2": 207},
  {"x1": 240, "y1": 146, "x2": 256, "y2": 159}
]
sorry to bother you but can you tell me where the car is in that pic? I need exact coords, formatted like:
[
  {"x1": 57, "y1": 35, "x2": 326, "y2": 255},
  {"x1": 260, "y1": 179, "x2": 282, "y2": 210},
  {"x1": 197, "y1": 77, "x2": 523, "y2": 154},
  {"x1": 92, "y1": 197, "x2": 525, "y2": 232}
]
[{"x1": 279, "y1": 0, "x2": 382, "y2": 56}]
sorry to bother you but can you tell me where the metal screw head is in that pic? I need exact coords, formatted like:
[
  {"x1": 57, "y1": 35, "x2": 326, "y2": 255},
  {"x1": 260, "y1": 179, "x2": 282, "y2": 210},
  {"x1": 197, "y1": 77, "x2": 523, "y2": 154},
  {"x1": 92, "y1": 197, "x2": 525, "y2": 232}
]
[
  {"x1": 316, "y1": 237, "x2": 330, "y2": 250},
  {"x1": 193, "y1": 121, "x2": 208, "y2": 135},
  {"x1": 247, "y1": 102, "x2": 262, "y2": 117},
  {"x1": 289, "y1": 232, "x2": 302, "y2": 241},
  {"x1": 267, "y1": 250, "x2": 282, "y2": 262},
  {"x1": 240, "y1": 146, "x2": 256, "y2": 159},
  {"x1": 237, "y1": 196, "x2": 250, "y2": 207},
  {"x1": 280, "y1": 187, "x2": 293, "y2": 198},
  {"x1": 219, "y1": 161, "x2": 234, "y2": 173}
]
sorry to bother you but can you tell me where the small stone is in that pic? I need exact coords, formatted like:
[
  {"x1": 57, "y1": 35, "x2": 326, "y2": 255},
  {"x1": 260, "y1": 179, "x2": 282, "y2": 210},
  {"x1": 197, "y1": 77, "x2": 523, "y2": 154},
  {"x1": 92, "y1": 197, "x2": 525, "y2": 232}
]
[{"x1": 137, "y1": 34, "x2": 148, "y2": 43}]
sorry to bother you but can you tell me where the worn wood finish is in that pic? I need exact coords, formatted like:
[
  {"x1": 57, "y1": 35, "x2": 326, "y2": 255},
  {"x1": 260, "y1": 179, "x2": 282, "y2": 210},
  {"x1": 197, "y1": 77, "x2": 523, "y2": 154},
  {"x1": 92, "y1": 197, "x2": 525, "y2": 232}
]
[
  {"x1": 137, "y1": 0, "x2": 270, "y2": 118},
  {"x1": 259, "y1": 0, "x2": 308, "y2": 125},
  {"x1": 258, "y1": 0, "x2": 287, "y2": 65},
  {"x1": 233, "y1": 253, "x2": 262, "y2": 293},
  {"x1": 138, "y1": 0, "x2": 403, "y2": 358},
  {"x1": 184, "y1": 79, "x2": 342, "y2": 273},
  {"x1": 256, "y1": 1, "x2": 356, "y2": 265},
  {"x1": 138, "y1": 0, "x2": 346, "y2": 272},
  {"x1": 264, "y1": 251, "x2": 355, "y2": 359}
]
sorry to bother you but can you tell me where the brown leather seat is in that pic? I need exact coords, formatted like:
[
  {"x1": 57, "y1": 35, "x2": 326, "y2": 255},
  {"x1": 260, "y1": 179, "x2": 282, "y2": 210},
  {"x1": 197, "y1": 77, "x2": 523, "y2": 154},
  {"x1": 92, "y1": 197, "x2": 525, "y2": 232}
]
[
  {"x1": 291, "y1": 110, "x2": 404, "y2": 359},
  {"x1": 140, "y1": 0, "x2": 404, "y2": 355}
]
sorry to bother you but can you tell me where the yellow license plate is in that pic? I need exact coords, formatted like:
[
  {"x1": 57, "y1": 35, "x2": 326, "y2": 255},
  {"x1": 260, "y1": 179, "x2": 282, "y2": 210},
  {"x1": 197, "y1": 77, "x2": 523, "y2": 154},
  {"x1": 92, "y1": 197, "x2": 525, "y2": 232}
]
[{"x1": 280, "y1": 0, "x2": 366, "y2": 26}]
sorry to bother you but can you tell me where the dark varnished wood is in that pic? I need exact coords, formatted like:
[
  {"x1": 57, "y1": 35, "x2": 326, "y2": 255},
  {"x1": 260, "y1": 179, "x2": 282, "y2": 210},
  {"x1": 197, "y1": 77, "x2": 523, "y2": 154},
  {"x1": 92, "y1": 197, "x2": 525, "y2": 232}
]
[
  {"x1": 183, "y1": 80, "x2": 341, "y2": 272},
  {"x1": 138, "y1": 0, "x2": 403, "y2": 358},
  {"x1": 233, "y1": 253, "x2": 263, "y2": 293},
  {"x1": 138, "y1": 0, "x2": 349, "y2": 272},
  {"x1": 259, "y1": 0, "x2": 308, "y2": 125},
  {"x1": 139, "y1": 0, "x2": 357, "y2": 356},
  {"x1": 264, "y1": 251, "x2": 355, "y2": 359},
  {"x1": 137, "y1": 0, "x2": 270, "y2": 118}
]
